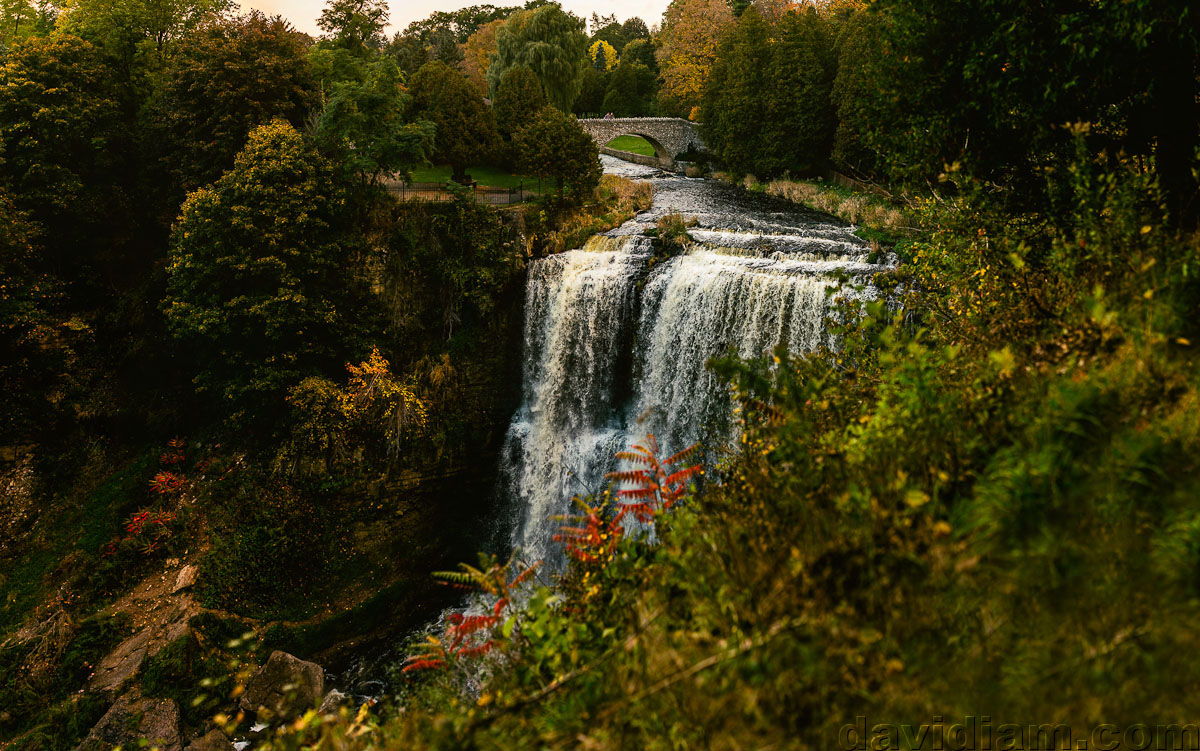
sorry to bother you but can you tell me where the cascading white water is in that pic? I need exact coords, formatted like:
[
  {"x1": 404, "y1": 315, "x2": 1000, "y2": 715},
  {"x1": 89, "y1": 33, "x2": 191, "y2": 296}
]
[{"x1": 501, "y1": 157, "x2": 891, "y2": 565}]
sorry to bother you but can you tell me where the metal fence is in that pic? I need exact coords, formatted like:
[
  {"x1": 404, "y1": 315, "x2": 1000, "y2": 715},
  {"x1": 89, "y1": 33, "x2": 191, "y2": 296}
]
[{"x1": 385, "y1": 181, "x2": 536, "y2": 205}]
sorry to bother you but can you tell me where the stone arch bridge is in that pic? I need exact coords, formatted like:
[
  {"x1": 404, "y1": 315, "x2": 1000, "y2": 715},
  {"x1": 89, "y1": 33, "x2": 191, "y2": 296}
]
[{"x1": 578, "y1": 117, "x2": 706, "y2": 169}]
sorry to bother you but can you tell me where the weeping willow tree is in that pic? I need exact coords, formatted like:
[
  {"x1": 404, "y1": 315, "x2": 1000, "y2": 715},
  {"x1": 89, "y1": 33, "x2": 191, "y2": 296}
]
[{"x1": 486, "y1": 3, "x2": 588, "y2": 112}]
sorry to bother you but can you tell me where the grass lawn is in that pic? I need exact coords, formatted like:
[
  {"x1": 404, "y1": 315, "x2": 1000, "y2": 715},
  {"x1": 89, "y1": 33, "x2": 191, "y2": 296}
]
[
  {"x1": 605, "y1": 135, "x2": 657, "y2": 157},
  {"x1": 409, "y1": 164, "x2": 545, "y2": 192}
]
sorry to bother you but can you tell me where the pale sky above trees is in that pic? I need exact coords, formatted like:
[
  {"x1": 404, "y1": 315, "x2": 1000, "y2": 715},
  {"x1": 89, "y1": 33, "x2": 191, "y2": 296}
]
[{"x1": 237, "y1": 0, "x2": 671, "y2": 36}]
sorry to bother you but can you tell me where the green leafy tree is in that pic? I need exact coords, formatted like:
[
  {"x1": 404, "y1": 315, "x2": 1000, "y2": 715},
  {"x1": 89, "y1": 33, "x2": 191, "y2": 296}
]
[
  {"x1": 0, "y1": 34, "x2": 125, "y2": 273},
  {"x1": 156, "y1": 12, "x2": 319, "y2": 192},
  {"x1": 601, "y1": 61, "x2": 657, "y2": 117},
  {"x1": 315, "y1": 58, "x2": 435, "y2": 188},
  {"x1": 620, "y1": 37, "x2": 658, "y2": 72},
  {"x1": 385, "y1": 32, "x2": 428, "y2": 81},
  {"x1": 700, "y1": 5, "x2": 771, "y2": 175},
  {"x1": 0, "y1": 0, "x2": 53, "y2": 44},
  {"x1": 56, "y1": 0, "x2": 230, "y2": 54},
  {"x1": 317, "y1": 0, "x2": 388, "y2": 51},
  {"x1": 0, "y1": 193, "x2": 80, "y2": 444},
  {"x1": 164, "y1": 121, "x2": 359, "y2": 420},
  {"x1": 572, "y1": 65, "x2": 608, "y2": 116},
  {"x1": 514, "y1": 105, "x2": 601, "y2": 202},
  {"x1": 408, "y1": 60, "x2": 499, "y2": 183},
  {"x1": 867, "y1": 0, "x2": 1200, "y2": 225},
  {"x1": 761, "y1": 8, "x2": 836, "y2": 175},
  {"x1": 493, "y1": 65, "x2": 547, "y2": 139},
  {"x1": 487, "y1": 4, "x2": 589, "y2": 111}
]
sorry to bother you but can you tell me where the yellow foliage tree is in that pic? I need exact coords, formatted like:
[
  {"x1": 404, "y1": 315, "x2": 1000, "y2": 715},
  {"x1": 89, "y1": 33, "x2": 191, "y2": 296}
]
[
  {"x1": 461, "y1": 18, "x2": 505, "y2": 98},
  {"x1": 656, "y1": 0, "x2": 734, "y2": 116},
  {"x1": 588, "y1": 39, "x2": 617, "y2": 71}
]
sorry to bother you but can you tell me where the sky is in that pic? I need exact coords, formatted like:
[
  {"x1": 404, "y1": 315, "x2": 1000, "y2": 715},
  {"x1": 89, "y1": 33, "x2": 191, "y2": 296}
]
[{"x1": 237, "y1": 0, "x2": 673, "y2": 37}]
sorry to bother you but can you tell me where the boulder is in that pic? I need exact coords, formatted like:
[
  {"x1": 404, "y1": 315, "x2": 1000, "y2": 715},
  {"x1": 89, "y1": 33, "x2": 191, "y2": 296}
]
[
  {"x1": 78, "y1": 690, "x2": 181, "y2": 751},
  {"x1": 240, "y1": 650, "x2": 324, "y2": 720},
  {"x1": 173, "y1": 565, "x2": 199, "y2": 593},
  {"x1": 184, "y1": 729, "x2": 234, "y2": 751}
]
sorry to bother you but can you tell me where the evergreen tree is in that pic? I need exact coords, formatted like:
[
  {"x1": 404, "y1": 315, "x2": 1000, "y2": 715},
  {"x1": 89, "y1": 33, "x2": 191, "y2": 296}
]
[
  {"x1": 487, "y1": 4, "x2": 588, "y2": 111},
  {"x1": 700, "y1": 5, "x2": 771, "y2": 175},
  {"x1": 572, "y1": 66, "x2": 608, "y2": 116},
  {"x1": 602, "y1": 62, "x2": 657, "y2": 117},
  {"x1": 514, "y1": 106, "x2": 601, "y2": 202},
  {"x1": 493, "y1": 65, "x2": 547, "y2": 139},
  {"x1": 830, "y1": 9, "x2": 886, "y2": 177},
  {"x1": 762, "y1": 8, "x2": 836, "y2": 175},
  {"x1": 408, "y1": 60, "x2": 499, "y2": 183}
]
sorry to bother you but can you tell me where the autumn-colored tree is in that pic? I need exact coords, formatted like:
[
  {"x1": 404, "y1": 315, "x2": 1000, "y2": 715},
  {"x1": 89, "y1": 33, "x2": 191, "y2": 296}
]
[
  {"x1": 407, "y1": 60, "x2": 499, "y2": 183},
  {"x1": 317, "y1": 0, "x2": 388, "y2": 51},
  {"x1": 314, "y1": 58, "x2": 435, "y2": 187},
  {"x1": 487, "y1": 4, "x2": 589, "y2": 111},
  {"x1": 588, "y1": 39, "x2": 617, "y2": 70},
  {"x1": 156, "y1": 12, "x2": 319, "y2": 192},
  {"x1": 164, "y1": 121, "x2": 359, "y2": 421},
  {"x1": 493, "y1": 65, "x2": 547, "y2": 139},
  {"x1": 750, "y1": 0, "x2": 799, "y2": 26},
  {"x1": 514, "y1": 106, "x2": 601, "y2": 202},
  {"x1": 460, "y1": 18, "x2": 505, "y2": 96},
  {"x1": 656, "y1": 0, "x2": 734, "y2": 118}
]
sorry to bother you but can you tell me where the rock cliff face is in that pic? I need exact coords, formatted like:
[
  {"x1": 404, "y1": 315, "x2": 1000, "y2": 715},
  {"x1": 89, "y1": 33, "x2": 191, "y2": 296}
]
[{"x1": 78, "y1": 690, "x2": 182, "y2": 751}]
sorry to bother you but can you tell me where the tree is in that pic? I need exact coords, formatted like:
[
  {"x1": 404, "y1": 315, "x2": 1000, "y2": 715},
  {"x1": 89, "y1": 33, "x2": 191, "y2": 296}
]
[
  {"x1": 621, "y1": 37, "x2": 658, "y2": 72},
  {"x1": 0, "y1": 192, "x2": 80, "y2": 444},
  {"x1": 620, "y1": 16, "x2": 650, "y2": 42},
  {"x1": 865, "y1": 0, "x2": 1199, "y2": 225},
  {"x1": 493, "y1": 65, "x2": 547, "y2": 138},
  {"x1": 386, "y1": 32, "x2": 428, "y2": 81},
  {"x1": 830, "y1": 8, "x2": 885, "y2": 176},
  {"x1": 657, "y1": 0, "x2": 734, "y2": 118},
  {"x1": 602, "y1": 61, "x2": 657, "y2": 117},
  {"x1": 408, "y1": 60, "x2": 499, "y2": 183},
  {"x1": 318, "y1": 0, "x2": 388, "y2": 51},
  {"x1": 56, "y1": 0, "x2": 231, "y2": 54},
  {"x1": 461, "y1": 18, "x2": 505, "y2": 96},
  {"x1": 156, "y1": 12, "x2": 319, "y2": 192},
  {"x1": 164, "y1": 121, "x2": 358, "y2": 420},
  {"x1": 514, "y1": 106, "x2": 601, "y2": 202},
  {"x1": 314, "y1": 58, "x2": 436, "y2": 188},
  {"x1": 572, "y1": 65, "x2": 608, "y2": 117},
  {"x1": 761, "y1": 8, "x2": 835, "y2": 175},
  {"x1": 0, "y1": 0, "x2": 53, "y2": 44},
  {"x1": 0, "y1": 34, "x2": 125, "y2": 274},
  {"x1": 700, "y1": 5, "x2": 771, "y2": 175},
  {"x1": 487, "y1": 4, "x2": 589, "y2": 111},
  {"x1": 589, "y1": 39, "x2": 617, "y2": 71}
]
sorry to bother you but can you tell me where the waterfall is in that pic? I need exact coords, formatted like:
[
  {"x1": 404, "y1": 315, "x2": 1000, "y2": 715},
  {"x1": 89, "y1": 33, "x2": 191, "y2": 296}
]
[{"x1": 501, "y1": 157, "x2": 889, "y2": 566}]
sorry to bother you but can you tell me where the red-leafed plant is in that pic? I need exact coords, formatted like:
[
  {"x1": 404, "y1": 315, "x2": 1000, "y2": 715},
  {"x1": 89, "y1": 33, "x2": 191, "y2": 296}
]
[
  {"x1": 403, "y1": 554, "x2": 541, "y2": 673},
  {"x1": 606, "y1": 434, "x2": 702, "y2": 523},
  {"x1": 554, "y1": 496, "x2": 623, "y2": 565}
]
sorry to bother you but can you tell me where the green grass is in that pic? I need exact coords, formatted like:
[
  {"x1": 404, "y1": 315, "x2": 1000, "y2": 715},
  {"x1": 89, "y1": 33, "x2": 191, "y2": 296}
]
[
  {"x1": 409, "y1": 164, "x2": 544, "y2": 191},
  {"x1": 605, "y1": 135, "x2": 656, "y2": 157}
]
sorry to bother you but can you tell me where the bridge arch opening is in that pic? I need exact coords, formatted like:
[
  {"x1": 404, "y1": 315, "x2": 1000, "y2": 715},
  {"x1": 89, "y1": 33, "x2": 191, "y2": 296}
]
[{"x1": 602, "y1": 133, "x2": 669, "y2": 160}]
